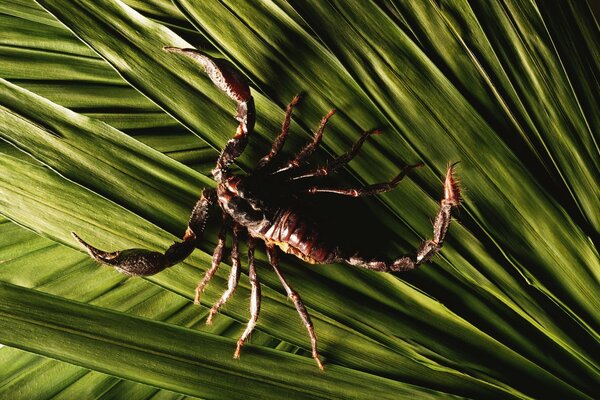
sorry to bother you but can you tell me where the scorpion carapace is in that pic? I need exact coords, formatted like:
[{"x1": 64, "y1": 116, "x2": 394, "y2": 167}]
[{"x1": 72, "y1": 46, "x2": 462, "y2": 370}]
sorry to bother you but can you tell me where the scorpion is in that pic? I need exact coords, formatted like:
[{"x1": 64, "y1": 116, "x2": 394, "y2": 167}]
[{"x1": 72, "y1": 47, "x2": 461, "y2": 370}]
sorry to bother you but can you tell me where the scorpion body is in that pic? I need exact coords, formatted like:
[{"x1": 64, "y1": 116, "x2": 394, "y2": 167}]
[
  {"x1": 219, "y1": 175, "x2": 337, "y2": 265},
  {"x1": 73, "y1": 47, "x2": 461, "y2": 369}
]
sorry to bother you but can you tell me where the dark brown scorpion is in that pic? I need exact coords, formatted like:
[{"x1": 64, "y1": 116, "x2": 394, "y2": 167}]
[{"x1": 73, "y1": 47, "x2": 461, "y2": 370}]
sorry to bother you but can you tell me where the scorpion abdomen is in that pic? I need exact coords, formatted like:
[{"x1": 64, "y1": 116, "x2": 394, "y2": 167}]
[{"x1": 254, "y1": 208, "x2": 338, "y2": 264}]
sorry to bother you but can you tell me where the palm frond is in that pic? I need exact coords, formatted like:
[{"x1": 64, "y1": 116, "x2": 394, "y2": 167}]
[{"x1": 0, "y1": 0, "x2": 598, "y2": 398}]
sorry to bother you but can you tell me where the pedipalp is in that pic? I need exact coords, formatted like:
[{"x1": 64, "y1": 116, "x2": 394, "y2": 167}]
[
  {"x1": 163, "y1": 47, "x2": 255, "y2": 183},
  {"x1": 273, "y1": 109, "x2": 336, "y2": 174},
  {"x1": 72, "y1": 188, "x2": 215, "y2": 276}
]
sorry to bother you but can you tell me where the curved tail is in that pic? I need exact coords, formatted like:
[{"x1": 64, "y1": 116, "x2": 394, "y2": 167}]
[{"x1": 344, "y1": 163, "x2": 462, "y2": 272}]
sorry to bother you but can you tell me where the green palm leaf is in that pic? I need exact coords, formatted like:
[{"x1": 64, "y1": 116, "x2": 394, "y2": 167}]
[{"x1": 1, "y1": 0, "x2": 598, "y2": 398}]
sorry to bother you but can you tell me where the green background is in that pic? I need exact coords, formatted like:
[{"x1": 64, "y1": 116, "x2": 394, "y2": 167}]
[{"x1": 0, "y1": 1, "x2": 598, "y2": 399}]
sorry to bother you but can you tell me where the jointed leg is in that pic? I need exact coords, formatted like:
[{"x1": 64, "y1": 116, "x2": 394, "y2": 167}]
[
  {"x1": 194, "y1": 215, "x2": 230, "y2": 304},
  {"x1": 267, "y1": 245, "x2": 324, "y2": 370},
  {"x1": 344, "y1": 164, "x2": 461, "y2": 272},
  {"x1": 207, "y1": 224, "x2": 242, "y2": 324},
  {"x1": 234, "y1": 236, "x2": 261, "y2": 358},
  {"x1": 73, "y1": 189, "x2": 216, "y2": 276},
  {"x1": 306, "y1": 163, "x2": 423, "y2": 197},
  {"x1": 288, "y1": 129, "x2": 381, "y2": 181},
  {"x1": 255, "y1": 95, "x2": 300, "y2": 171},
  {"x1": 274, "y1": 109, "x2": 336, "y2": 174}
]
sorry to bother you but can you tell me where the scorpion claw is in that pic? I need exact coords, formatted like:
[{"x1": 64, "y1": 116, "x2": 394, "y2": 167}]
[
  {"x1": 72, "y1": 232, "x2": 195, "y2": 276},
  {"x1": 71, "y1": 232, "x2": 120, "y2": 263}
]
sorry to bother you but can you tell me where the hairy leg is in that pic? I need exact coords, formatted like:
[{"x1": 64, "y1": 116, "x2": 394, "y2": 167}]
[
  {"x1": 207, "y1": 224, "x2": 242, "y2": 324},
  {"x1": 234, "y1": 236, "x2": 261, "y2": 358},
  {"x1": 266, "y1": 245, "x2": 324, "y2": 370},
  {"x1": 255, "y1": 95, "x2": 301, "y2": 171},
  {"x1": 288, "y1": 129, "x2": 381, "y2": 181},
  {"x1": 194, "y1": 215, "x2": 230, "y2": 304}
]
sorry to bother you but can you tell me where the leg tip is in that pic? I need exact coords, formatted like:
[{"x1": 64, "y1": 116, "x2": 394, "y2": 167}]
[
  {"x1": 234, "y1": 344, "x2": 242, "y2": 359},
  {"x1": 206, "y1": 310, "x2": 216, "y2": 325},
  {"x1": 444, "y1": 162, "x2": 462, "y2": 206},
  {"x1": 315, "y1": 357, "x2": 325, "y2": 371},
  {"x1": 183, "y1": 227, "x2": 196, "y2": 241},
  {"x1": 324, "y1": 109, "x2": 336, "y2": 120}
]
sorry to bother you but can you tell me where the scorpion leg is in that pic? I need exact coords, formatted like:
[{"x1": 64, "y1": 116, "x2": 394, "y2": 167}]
[
  {"x1": 288, "y1": 129, "x2": 382, "y2": 181},
  {"x1": 255, "y1": 95, "x2": 301, "y2": 171},
  {"x1": 73, "y1": 189, "x2": 216, "y2": 276},
  {"x1": 234, "y1": 236, "x2": 261, "y2": 359},
  {"x1": 164, "y1": 47, "x2": 255, "y2": 183},
  {"x1": 207, "y1": 224, "x2": 242, "y2": 324},
  {"x1": 267, "y1": 245, "x2": 324, "y2": 370},
  {"x1": 194, "y1": 214, "x2": 230, "y2": 304},
  {"x1": 306, "y1": 163, "x2": 423, "y2": 196},
  {"x1": 274, "y1": 109, "x2": 336, "y2": 174},
  {"x1": 344, "y1": 164, "x2": 461, "y2": 272}
]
